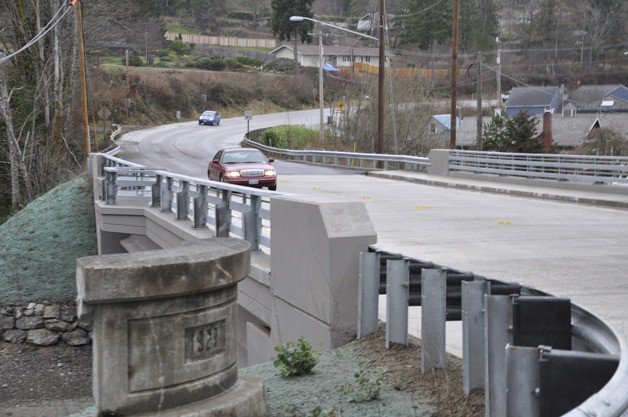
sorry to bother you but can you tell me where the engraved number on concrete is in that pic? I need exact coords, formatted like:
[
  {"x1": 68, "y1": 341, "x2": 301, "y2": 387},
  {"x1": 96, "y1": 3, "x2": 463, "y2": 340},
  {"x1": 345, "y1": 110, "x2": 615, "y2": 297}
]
[{"x1": 186, "y1": 320, "x2": 226, "y2": 361}]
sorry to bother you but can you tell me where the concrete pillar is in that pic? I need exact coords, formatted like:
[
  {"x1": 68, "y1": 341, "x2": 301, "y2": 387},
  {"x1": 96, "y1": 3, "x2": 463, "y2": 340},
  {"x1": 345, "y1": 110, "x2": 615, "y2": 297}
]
[
  {"x1": 269, "y1": 197, "x2": 377, "y2": 351},
  {"x1": 427, "y1": 149, "x2": 450, "y2": 176},
  {"x1": 76, "y1": 238, "x2": 266, "y2": 417}
]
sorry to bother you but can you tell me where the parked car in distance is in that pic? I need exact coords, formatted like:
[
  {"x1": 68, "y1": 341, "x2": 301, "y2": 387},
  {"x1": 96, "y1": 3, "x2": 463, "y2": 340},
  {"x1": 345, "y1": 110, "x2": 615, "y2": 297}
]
[
  {"x1": 208, "y1": 148, "x2": 277, "y2": 191},
  {"x1": 198, "y1": 110, "x2": 220, "y2": 125}
]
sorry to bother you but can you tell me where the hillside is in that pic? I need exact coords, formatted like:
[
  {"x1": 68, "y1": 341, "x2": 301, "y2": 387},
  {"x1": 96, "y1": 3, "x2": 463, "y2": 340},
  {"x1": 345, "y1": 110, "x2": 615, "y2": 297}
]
[{"x1": 0, "y1": 175, "x2": 97, "y2": 304}]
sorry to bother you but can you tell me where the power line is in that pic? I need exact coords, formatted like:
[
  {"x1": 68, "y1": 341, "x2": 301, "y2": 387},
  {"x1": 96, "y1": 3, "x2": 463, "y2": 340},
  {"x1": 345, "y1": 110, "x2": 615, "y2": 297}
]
[{"x1": 0, "y1": 1, "x2": 74, "y2": 65}]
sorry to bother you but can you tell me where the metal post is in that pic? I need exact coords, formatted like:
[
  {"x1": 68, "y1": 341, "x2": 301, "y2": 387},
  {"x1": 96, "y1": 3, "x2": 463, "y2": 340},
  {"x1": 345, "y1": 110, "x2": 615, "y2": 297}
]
[
  {"x1": 151, "y1": 174, "x2": 162, "y2": 207},
  {"x1": 215, "y1": 190, "x2": 231, "y2": 237},
  {"x1": 358, "y1": 252, "x2": 380, "y2": 339},
  {"x1": 421, "y1": 268, "x2": 447, "y2": 374},
  {"x1": 244, "y1": 195, "x2": 261, "y2": 252},
  {"x1": 193, "y1": 185, "x2": 208, "y2": 229},
  {"x1": 485, "y1": 295, "x2": 514, "y2": 417},
  {"x1": 160, "y1": 177, "x2": 173, "y2": 213},
  {"x1": 506, "y1": 346, "x2": 542, "y2": 417},
  {"x1": 385, "y1": 259, "x2": 409, "y2": 348},
  {"x1": 462, "y1": 279, "x2": 490, "y2": 394},
  {"x1": 176, "y1": 181, "x2": 189, "y2": 220}
]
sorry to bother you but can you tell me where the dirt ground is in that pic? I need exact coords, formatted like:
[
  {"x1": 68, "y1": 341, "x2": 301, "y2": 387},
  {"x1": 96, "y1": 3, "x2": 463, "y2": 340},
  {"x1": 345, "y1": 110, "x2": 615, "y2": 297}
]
[{"x1": 0, "y1": 326, "x2": 483, "y2": 417}]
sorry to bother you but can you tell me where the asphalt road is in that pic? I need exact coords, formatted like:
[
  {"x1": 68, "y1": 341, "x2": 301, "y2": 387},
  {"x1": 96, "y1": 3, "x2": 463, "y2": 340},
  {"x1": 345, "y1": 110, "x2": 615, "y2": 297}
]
[
  {"x1": 116, "y1": 109, "x2": 358, "y2": 179},
  {"x1": 115, "y1": 110, "x2": 628, "y2": 360}
]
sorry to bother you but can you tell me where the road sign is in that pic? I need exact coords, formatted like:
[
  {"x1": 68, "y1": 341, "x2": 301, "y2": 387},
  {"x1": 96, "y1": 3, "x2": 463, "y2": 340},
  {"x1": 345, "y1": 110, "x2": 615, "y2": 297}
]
[
  {"x1": 244, "y1": 110, "x2": 253, "y2": 120},
  {"x1": 338, "y1": 101, "x2": 345, "y2": 112}
]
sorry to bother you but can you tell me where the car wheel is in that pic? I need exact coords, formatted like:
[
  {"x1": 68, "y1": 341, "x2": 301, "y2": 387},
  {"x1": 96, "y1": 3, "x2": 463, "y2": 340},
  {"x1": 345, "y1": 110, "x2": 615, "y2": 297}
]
[{"x1": 269, "y1": 184, "x2": 277, "y2": 191}]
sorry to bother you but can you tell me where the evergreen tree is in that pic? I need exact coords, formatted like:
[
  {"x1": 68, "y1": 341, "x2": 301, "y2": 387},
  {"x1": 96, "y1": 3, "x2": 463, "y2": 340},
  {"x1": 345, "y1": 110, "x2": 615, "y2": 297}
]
[
  {"x1": 271, "y1": 0, "x2": 314, "y2": 44},
  {"x1": 400, "y1": 0, "x2": 452, "y2": 50},
  {"x1": 483, "y1": 112, "x2": 545, "y2": 153}
]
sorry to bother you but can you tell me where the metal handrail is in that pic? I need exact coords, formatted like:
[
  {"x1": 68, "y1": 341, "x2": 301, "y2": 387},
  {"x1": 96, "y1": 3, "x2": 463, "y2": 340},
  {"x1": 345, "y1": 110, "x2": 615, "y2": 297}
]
[
  {"x1": 449, "y1": 150, "x2": 628, "y2": 185},
  {"x1": 242, "y1": 138, "x2": 431, "y2": 171},
  {"x1": 96, "y1": 153, "x2": 279, "y2": 253}
]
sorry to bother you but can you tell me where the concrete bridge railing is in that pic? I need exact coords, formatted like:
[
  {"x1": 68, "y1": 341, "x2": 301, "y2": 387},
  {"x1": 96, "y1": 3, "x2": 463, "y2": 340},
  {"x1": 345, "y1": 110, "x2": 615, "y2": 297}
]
[{"x1": 88, "y1": 149, "x2": 628, "y2": 417}]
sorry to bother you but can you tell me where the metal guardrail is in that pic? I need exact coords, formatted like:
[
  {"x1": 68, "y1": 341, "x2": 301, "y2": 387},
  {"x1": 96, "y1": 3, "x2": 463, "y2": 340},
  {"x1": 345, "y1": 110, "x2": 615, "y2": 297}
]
[
  {"x1": 359, "y1": 249, "x2": 628, "y2": 417},
  {"x1": 242, "y1": 137, "x2": 431, "y2": 171},
  {"x1": 94, "y1": 146, "x2": 628, "y2": 416},
  {"x1": 96, "y1": 153, "x2": 279, "y2": 253},
  {"x1": 449, "y1": 151, "x2": 628, "y2": 185}
]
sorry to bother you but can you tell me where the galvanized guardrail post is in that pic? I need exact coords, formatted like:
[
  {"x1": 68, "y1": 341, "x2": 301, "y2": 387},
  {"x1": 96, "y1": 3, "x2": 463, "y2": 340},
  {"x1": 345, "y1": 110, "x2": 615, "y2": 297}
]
[
  {"x1": 215, "y1": 189, "x2": 232, "y2": 237},
  {"x1": 358, "y1": 251, "x2": 380, "y2": 339},
  {"x1": 193, "y1": 184, "x2": 208, "y2": 229},
  {"x1": 385, "y1": 259, "x2": 409, "y2": 348},
  {"x1": 485, "y1": 294, "x2": 514, "y2": 417},
  {"x1": 176, "y1": 180, "x2": 190, "y2": 220},
  {"x1": 160, "y1": 177, "x2": 173, "y2": 213},
  {"x1": 151, "y1": 174, "x2": 162, "y2": 208},
  {"x1": 421, "y1": 268, "x2": 447, "y2": 374},
  {"x1": 244, "y1": 195, "x2": 261, "y2": 252},
  {"x1": 462, "y1": 279, "x2": 490, "y2": 394},
  {"x1": 506, "y1": 345, "x2": 542, "y2": 417},
  {"x1": 105, "y1": 170, "x2": 118, "y2": 205}
]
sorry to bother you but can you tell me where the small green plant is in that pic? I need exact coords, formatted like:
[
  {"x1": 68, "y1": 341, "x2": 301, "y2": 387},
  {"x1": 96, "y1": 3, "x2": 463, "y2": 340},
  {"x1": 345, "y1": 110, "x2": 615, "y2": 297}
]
[
  {"x1": 339, "y1": 365, "x2": 385, "y2": 403},
  {"x1": 284, "y1": 405, "x2": 340, "y2": 417},
  {"x1": 273, "y1": 337, "x2": 319, "y2": 377}
]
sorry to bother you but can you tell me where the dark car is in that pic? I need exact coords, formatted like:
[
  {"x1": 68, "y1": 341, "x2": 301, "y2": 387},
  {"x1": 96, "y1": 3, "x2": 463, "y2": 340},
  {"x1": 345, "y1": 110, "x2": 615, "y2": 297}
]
[
  {"x1": 198, "y1": 110, "x2": 220, "y2": 126},
  {"x1": 208, "y1": 148, "x2": 277, "y2": 191}
]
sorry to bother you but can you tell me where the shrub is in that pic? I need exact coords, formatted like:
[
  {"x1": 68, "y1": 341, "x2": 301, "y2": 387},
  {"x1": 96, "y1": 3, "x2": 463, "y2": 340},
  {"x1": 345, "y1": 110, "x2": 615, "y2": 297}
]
[
  {"x1": 227, "y1": 10, "x2": 254, "y2": 20},
  {"x1": 339, "y1": 365, "x2": 385, "y2": 403},
  {"x1": 126, "y1": 52, "x2": 143, "y2": 67},
  {"x1": 263, "y1": 58, "x2": 297, "y2": 73},
  {"x1": 170, "y1": 39, "x2": 191, "y2": 56},
  {"x1": 273, "y1": 337, "x2": 319, "y2": 377},
  {"x1": 224, "y1": 57, "x2": 243, "y2": 70},
  {"x1": 234, "y1": 55, "x2": 264, "y2": 68},
  {"x1": 260, "y1": 125, "x2": 318, "y2": 149}
]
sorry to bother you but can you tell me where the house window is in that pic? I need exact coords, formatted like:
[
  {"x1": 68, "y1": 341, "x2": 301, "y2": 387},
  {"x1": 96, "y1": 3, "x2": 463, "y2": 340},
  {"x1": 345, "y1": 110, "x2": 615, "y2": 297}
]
[
  {"x1": 363, "y1": 56, "x2": 371, "y2": 63},
  {"x1": 343, "y1": 55, "x2": 351, "y2": 62},
  {"x1": 429, "y1": 122, "x2": 438, "y2": 134}
]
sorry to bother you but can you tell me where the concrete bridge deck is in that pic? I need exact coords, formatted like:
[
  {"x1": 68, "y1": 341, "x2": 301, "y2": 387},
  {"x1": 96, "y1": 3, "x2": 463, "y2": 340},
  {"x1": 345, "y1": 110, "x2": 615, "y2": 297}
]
[{"x1": 276, "y1": 170, "x2": 628, "y2": 354}]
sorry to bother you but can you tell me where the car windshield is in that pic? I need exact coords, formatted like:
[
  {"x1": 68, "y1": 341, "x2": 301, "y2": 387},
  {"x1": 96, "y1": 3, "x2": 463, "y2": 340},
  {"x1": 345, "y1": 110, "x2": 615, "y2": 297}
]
[
  {"x1": 202, "y1": 111, "x2": 215, "y2": 117},
  {"x1": 222, "y1": 151, "x2": 267, "y2": 164}
]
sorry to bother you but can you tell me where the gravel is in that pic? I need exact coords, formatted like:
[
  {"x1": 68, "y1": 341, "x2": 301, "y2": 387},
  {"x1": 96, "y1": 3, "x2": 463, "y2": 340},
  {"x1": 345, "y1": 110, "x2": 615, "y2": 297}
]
[{"x1": 0, "y1": 176, "x2": 485, "y2": 417}]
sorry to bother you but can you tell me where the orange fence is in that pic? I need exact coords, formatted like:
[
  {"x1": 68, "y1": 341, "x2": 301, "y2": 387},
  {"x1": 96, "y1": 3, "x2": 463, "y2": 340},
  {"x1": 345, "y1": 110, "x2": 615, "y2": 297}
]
[{"x1": 342, "y1": 62, "x2": 449, "y2": 79}]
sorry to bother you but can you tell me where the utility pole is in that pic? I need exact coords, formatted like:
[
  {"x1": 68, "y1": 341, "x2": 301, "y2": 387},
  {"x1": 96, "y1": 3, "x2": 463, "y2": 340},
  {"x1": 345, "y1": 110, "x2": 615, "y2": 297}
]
[
  {"x1": 377, "y1": 0, "x2": 386, "y2": 159},
  {"x1": 449, "y1": 0, "x2": 459, "y2": 149},
  {"x1": 318, "y1": 32, "x2": 324, "y2": 145},
  {"x1": 476, "y1": 54, "x2": 483, "y2": 151},
  {"x1": 496, "y1": 35, "x2": 502, "y2": 112},
  {"x1": 76, "y1": 0, "x2": 90, "y2": 157}
]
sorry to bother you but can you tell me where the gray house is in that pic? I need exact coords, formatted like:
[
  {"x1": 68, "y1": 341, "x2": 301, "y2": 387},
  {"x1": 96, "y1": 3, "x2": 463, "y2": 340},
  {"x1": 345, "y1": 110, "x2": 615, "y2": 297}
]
[
  {"x1": 566, "y1": 85, "x2": 628, "y2": 113},
  {"x1": 455, "y1": 112, "x2": 628, "y2": 151},
  {"x1": 504, "y1": 86, "x2": 563, "y2": 117}
]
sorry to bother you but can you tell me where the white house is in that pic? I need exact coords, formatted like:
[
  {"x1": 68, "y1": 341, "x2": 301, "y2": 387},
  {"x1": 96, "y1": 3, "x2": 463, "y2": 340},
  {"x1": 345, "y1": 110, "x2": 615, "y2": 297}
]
[{"x1": 269, "y1": 44, "x2": 390, "y2": 69}]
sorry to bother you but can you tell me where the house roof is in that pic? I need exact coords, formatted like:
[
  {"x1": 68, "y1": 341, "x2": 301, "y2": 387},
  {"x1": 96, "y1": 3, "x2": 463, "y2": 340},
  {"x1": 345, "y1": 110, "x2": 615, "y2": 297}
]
[
  {"x1": 567, "y1": 85, "x2": 625, "y2": 106},
  {"x1": 565, "y1": 85, "x2": 628, "y2": 112},
  {"x1": 504, "y1": 86, "x2": 560, "y2": 108},
  {"x1": 270, "y1": 44, "x2": 384, "y2": 58},
  {"x1": 433, "y1": 114, "x2": 460, "y2": 130},
  {"x1": 456, "y1": 113, "x2": 628, "y2": 148}
]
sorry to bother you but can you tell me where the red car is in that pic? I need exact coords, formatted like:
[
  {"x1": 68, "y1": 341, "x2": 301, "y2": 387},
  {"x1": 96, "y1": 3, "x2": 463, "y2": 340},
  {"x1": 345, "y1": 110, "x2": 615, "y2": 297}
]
[{"x1": 208, "y1": 148, "x2": 277, "y2": 191}]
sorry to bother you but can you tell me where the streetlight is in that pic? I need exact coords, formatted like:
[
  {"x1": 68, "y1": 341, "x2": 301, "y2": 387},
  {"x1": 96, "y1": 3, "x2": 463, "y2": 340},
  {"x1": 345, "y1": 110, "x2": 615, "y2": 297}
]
[{"x1": 290, "y1": 14, "x2": 386, "y2": 156}]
